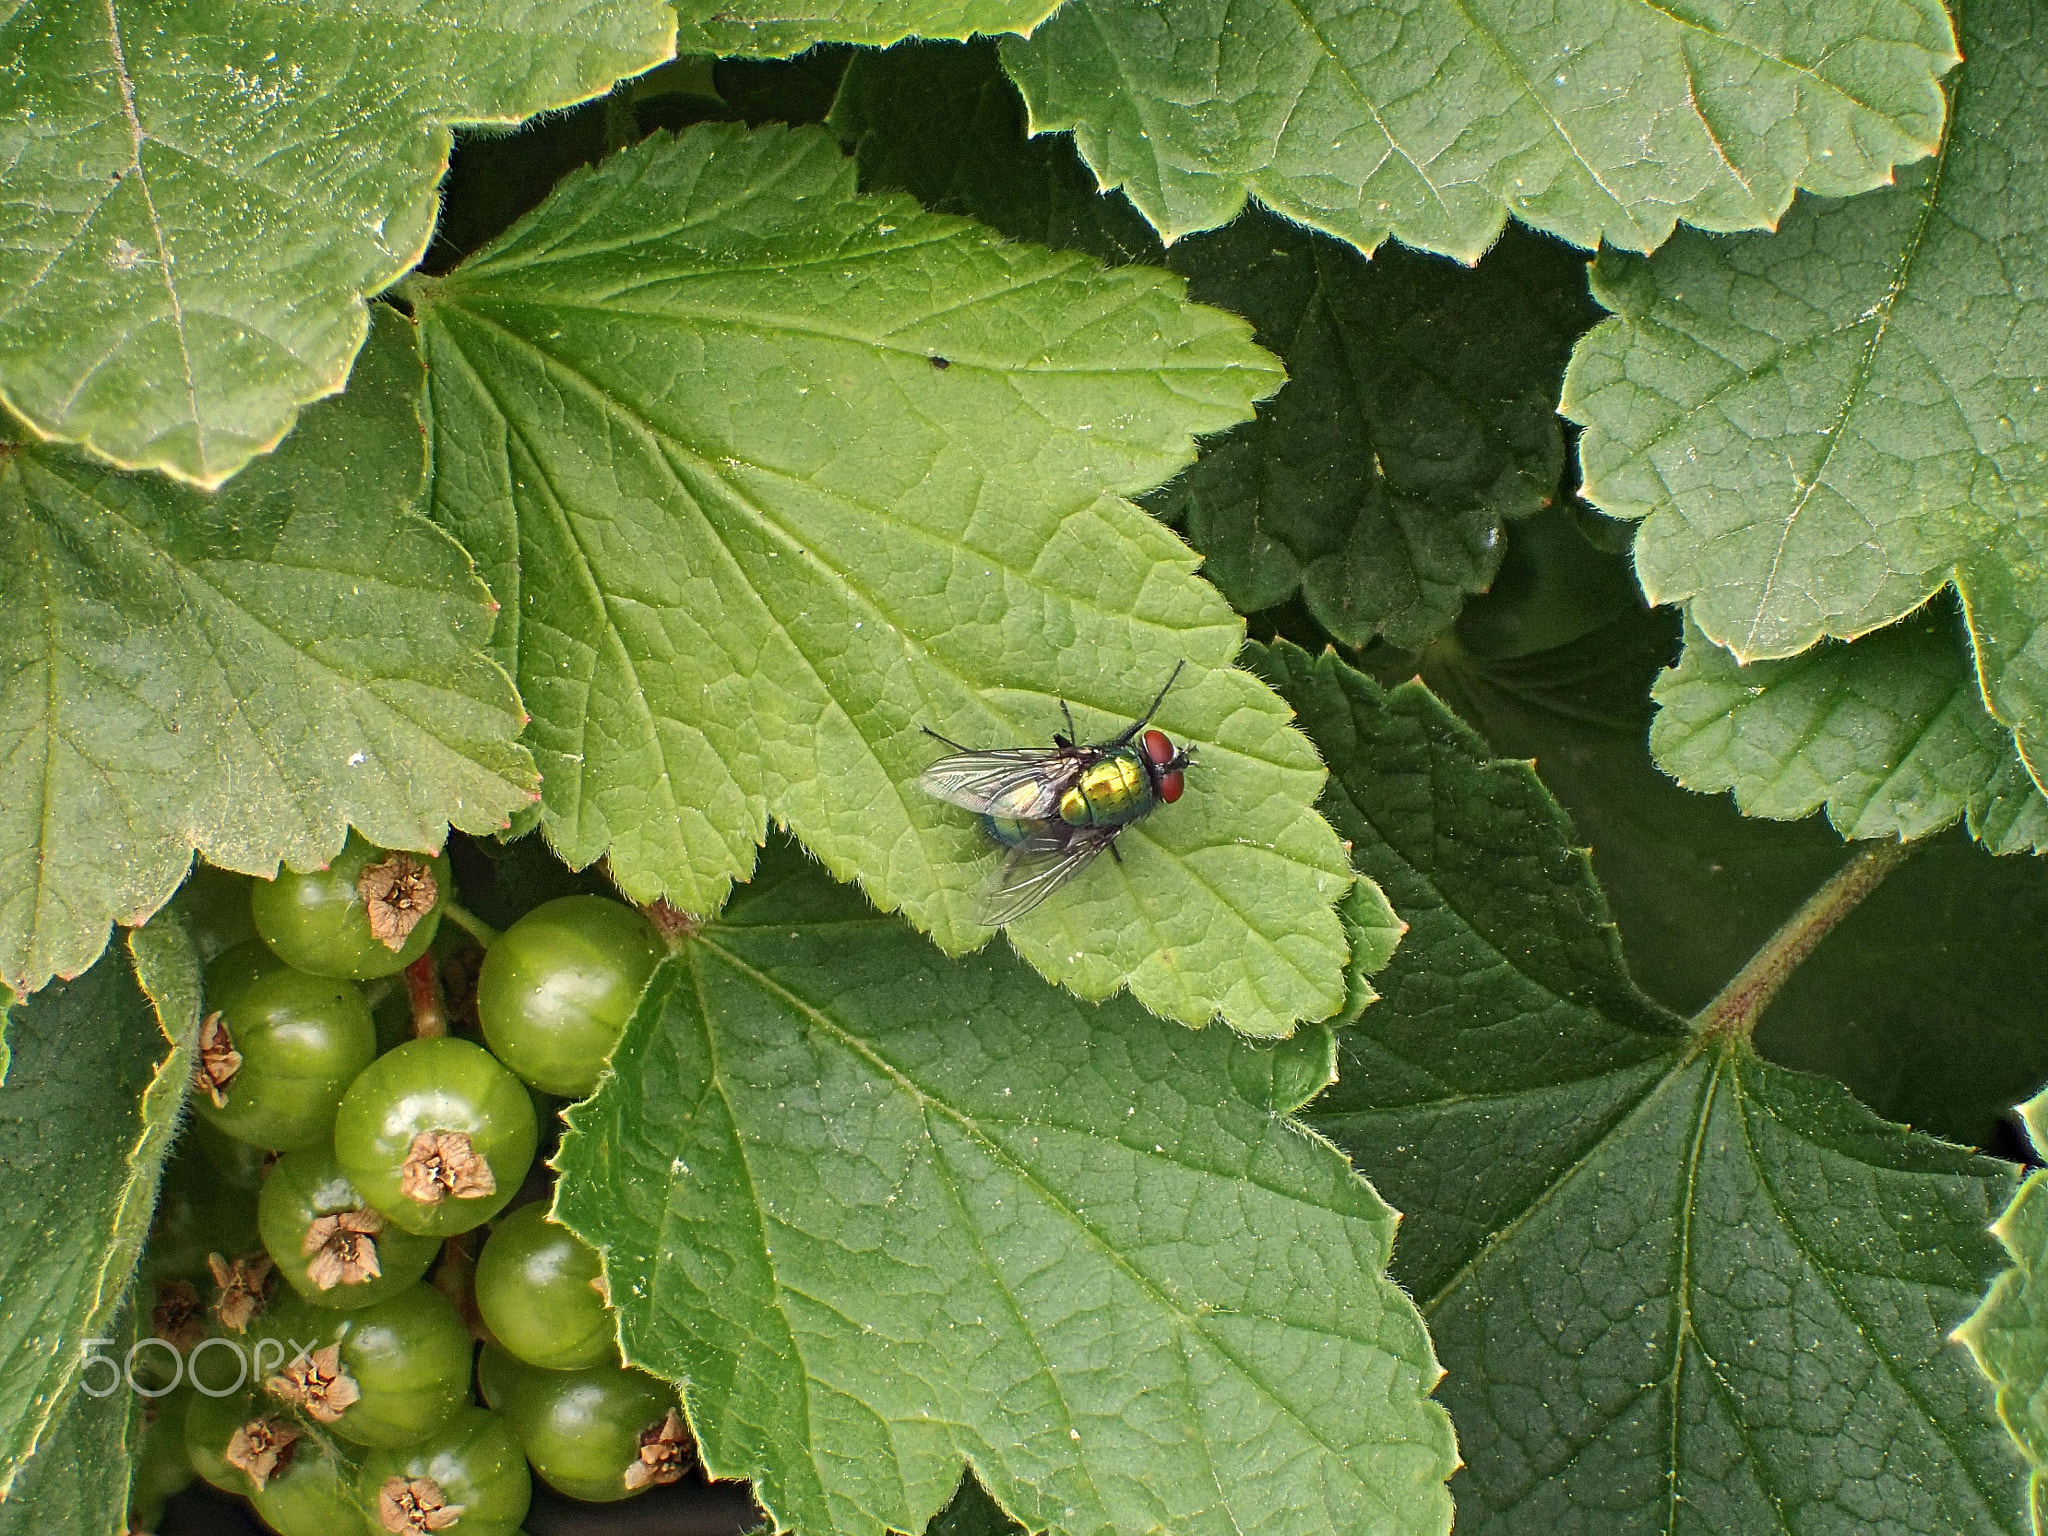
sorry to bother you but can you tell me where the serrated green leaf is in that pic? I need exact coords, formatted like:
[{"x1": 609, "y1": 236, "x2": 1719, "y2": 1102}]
[
  {"x1": 1563, "y1": 0, "x2": 2048, "y2": 788},
  {"x1": 1336, "y1": 877, "x2": 1405, "y2": 1027},
  {"x1": 420, "y1": 121, "x2": 1352, "y2": 1035},
  {"x1": 997, "y1": 0, "x2": 1957, "y2": 261},
  {"x1": 1149, "y1": 223, "x2": 1594, "y2": 648},
  {"x1": 0, "y1": 308, "x2": 536, "y2": 996},
  {"x1": 0, "y1": 0, "x2": 673, "y2": 489},
  {"x1": 1251, "y1": 638, "x2": 2029, "y2": 1535},
  {"x1": 0, "y1": 920, "x2": 198, "y2": 1496},
  {"x1": 1654, "y1": 608, "x2": 2048, "y2": 853},
  {"x1": 0, "y1": 1304, "x2": 142, "y2": 1534},
  {"x1": 553, "y1": 842, "x2": 1456, "y2": 1536},
  {"x1": 676, "y1": 0, "x2": 1055, "y2": 60},
  {"x1": 835, "y1": 39, "x2": 1598, "y2": 651},
  {"x1": 1959, "y1": 1087, "x2": 2048, "y2": 1535}
]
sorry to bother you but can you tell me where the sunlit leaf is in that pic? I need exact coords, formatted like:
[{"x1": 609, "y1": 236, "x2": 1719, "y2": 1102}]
[
  {"x1": 1653, "y1": 608, "x2": 2048, "y2": 853},
  {"x1": 836, "y1": 38, "x2": 1597, "y2": 650},
  {"x1": 0, "y1": 0, "x2": 674, "y2": 487},
  {"x1": 0, "y1": 310, "x2": 536, "y2": 995},
  {"x1": 420, "y1": 122, "x2": 1353, "y2": 1035},
  {"x1": 999, "y1": 0, "x2": 1956, "y2": 259},
  {"x1": 675, "y1": 0, "x2": 1056, "y2": 60}
]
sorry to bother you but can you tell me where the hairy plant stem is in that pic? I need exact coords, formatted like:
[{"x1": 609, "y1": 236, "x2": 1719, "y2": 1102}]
[{"x1": 1692, "y1": 838, "x2": 1915, "y2": 1043}]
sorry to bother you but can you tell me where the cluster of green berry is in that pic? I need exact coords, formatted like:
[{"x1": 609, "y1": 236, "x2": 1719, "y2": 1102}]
[{"x1": 128, "y1": 837, "x2": 680, "y2": 1536}]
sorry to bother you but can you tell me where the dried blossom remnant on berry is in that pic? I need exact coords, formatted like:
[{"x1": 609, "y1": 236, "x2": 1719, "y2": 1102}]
[
  {"x1": 266, "y1": 1341, "x2": 362, "y2": 1423},
  {"x1": 225, "y1": 1417, "x2": 300, "y2": 1491},
  {"x1": 400, "y1": 1129, "x2": 496, "y2": 1206},
  {"x1": 622, "y1": 1408, "x2": 695, "y2": 1491},
  {"x1": 359, "y1": 853, "x2": 439, "y2": 951},
  {"x1": 193, "y1": 1012, "x2": 241, "y2": 1107},
  {"x1": 152, "y1": 1278, "x2": 206, "y2": 1352},
  {"x1": 589, "y1": 1270, "x2": 611, "y2": 1304},
  {"x1": 380, "y1": 1475, "x2": 466, "y2": 1532},
  {"x1": 303, "y1": 1207, "x2": 385, "y2": 1289},
  {"x1": 208, "y1": 1249, "x2": 276, "y2": 1333}
]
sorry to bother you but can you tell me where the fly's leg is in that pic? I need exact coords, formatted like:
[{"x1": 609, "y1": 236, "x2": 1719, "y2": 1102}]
[
  {"x1": 1108, "y1": 660, "x2": 1188, "y2": 746},
  {"x1": 1107, "y1": 837, "x2": 1124, "y2": 865},
  {"x1": 920, "y1": 725, "x2": 976, "y2": 752},
  {"x1": 1061, "y1": 699, "x2": 1079, "y2": 744}
]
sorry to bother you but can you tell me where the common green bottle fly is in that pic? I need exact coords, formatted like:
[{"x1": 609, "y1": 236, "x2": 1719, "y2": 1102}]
[{"x1": 918, "y1": 664, "x2": 1193, "y2": 925}]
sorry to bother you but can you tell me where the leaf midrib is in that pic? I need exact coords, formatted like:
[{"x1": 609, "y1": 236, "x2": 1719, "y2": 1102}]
[{"x1": 101, "y1": 0, "x2": 201, "y2": 465}]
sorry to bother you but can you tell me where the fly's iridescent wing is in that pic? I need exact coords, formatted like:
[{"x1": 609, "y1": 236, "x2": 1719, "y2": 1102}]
[
  {"x1": 976, "y1": 826, "x2": 1116, "y2": 926},
  {"x1": 916, "y1": 747, "x2": 1081, "y2": 821}
]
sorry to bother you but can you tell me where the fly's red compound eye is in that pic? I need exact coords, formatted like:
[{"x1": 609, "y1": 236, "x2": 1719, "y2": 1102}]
[
  {"x1": 1158, "y1": 769, "x2": 1185, "y2": 803},
  {"x1": 1142, "y1": 729, "x2": 1175, "y2": 767}
]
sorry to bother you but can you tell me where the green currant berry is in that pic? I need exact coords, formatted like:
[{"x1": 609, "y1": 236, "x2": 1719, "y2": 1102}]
[
  {"x1": 258, "y1": 1145, "x2": 440, "y2": 1310},
  {"x1": 476, "y1": 896, "x2": 661, "y2": 1097},
  {"x1": 184, "y1": 1387, "x2": 293, "y2": 1497},
  {"x1": 260, "y1": 1284, "x2": 473, "y2": 1447},
  {"x1": 474, "y1": 1203, "x2": 612, "y2": 1370},
  {"x1": 186, "y1": 1327, "x2": 258, "y2": 1398},
  {"x1": 247, "y1": 1434, "x2": 359, "y2": 1536},
  {"x1": 182, "y1": 1386, "x2": 246, "y2": 1493},
  {"x1": 202, "y1": 936, "x2": 286, "y2": 1017},
  {"x1": 173, "y1": 863, "x2": 258, "y2": 961},
  {"x1": 357, "y1": 1406, "x2": 531, "y2": 1536},
  {"x1": 475, "y1": 1342, "x2": 524, "y2": 1413},
  {"x1": 500, "y1": 1357, "x2": 690, "y2": 1503},
  {"x1": 128, "y1": 1384, "x2": 196, "y2": 1531},
  {"x1": 193, "y1": 967, "x2": 376, "y2": 1150},
  {"x1": 251, "y1": 832, "x2": 451, "y2": 980},
  {"x1": 334, "y1": 1038, "x2": 536, "y2": 1237}
]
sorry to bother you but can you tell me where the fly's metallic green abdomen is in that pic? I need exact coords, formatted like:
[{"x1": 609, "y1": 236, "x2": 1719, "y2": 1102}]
[
  {"x1": 1057, "y1": 749, "x2": 1153, "y2": 828},
  {"x1": 981, "y1": 780, "x2": 1046, "y2": 848}
]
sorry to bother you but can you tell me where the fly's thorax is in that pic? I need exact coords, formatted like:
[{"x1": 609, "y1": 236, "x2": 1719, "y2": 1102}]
[{"x1": 1059, "y1": 750, "x2": 1151, "y2": 827}]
